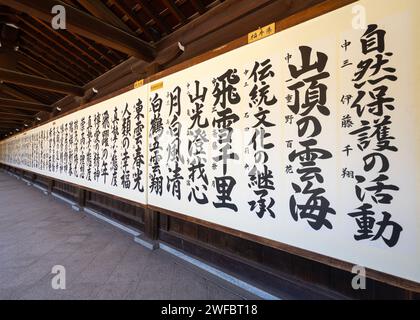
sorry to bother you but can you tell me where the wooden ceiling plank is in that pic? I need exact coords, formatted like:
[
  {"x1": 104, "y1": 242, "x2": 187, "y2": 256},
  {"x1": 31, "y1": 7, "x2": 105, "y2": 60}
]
[
  {"x1": 0, "y1": 67, "x2": 85, "y2": 96},
  {"x1": 2, "y1": 0, "x2": 156, "y2": 61}
]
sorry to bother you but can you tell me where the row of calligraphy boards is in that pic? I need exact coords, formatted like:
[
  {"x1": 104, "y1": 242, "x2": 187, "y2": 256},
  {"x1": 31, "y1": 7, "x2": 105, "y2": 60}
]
[{"x1": 1, "y1": 0, "x2": 419, "y2": 284}]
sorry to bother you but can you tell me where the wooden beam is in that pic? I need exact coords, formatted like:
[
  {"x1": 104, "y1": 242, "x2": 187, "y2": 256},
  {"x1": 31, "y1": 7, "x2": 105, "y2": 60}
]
[
  {"x1": 158, "y1": 0, "x2": 330, "y2": 65},
  {"x1": 0, "y1": 107, "x2": 35, "y2": 120},
  {"x1": 0, "y1": 120, "x2": 24, "y2": 128},
  {"x1": 0, "y1": 122, "x2": 23, "y2": 128},
  {"x1": 0, "y1": 83, "x2": 41, "y2": 103},
  {"x1": 19, "y1": 43, "x2": 88, "y2": 85},
  {"x1": 0, "y1": 97, "x2": 51, "y2": 112},
  {"x1": 0, "y1": 118, "x2": 26, "y2": 123},
  {"x1": 0, "y1": 67, "x2": 85, "y2": 96},
  {"x1": 0, "y1": 121, "x2": 25, "y2": 129},
  {"x1": 18, "y1": 53, "x2": 75, "y2": 84},
  {"x1": 0, "y1": 112, "x2": 33, "y2": 121},
  {"x1": 3, "y1": 0, "x2": 156, "y2": 61}
]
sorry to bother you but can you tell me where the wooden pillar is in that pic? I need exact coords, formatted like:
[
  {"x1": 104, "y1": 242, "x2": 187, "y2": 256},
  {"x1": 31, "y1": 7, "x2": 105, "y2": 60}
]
[
  {"x1": 71, "y1": 187, "x2": 86, "y2": 212},
  {"x1": 77, "y1": 187, "x2": 86, "y2": 208},
  {"x1": 47, "y1": 178, "x2": 54, "y2": 194},
  {"x1": 144, "y1": 208, "x2": 159, "y2": 240},
  {"x1": 135, "y1": 207, "x2": 159, "y2": 250}
]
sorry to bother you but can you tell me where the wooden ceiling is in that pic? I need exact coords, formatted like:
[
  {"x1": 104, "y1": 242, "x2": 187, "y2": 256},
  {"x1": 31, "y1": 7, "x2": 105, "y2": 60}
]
[
  {"x1": 0, "y1": 0, "x2": 226, "y2": 138},
  {"x1": 0, "y1": 0, "x2": 328, "y2": 139}
]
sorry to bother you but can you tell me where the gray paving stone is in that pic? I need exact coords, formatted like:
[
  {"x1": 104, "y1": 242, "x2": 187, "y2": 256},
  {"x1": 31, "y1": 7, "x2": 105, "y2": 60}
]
[{"x1": 0, "y1": 172, "x2": 255, "y2": 300}]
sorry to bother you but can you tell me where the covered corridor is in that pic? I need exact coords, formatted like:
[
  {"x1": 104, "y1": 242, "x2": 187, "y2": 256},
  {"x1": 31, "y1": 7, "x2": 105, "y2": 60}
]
[{"x1": 0, "y1": 171, "x2": 257, "y2": 300}]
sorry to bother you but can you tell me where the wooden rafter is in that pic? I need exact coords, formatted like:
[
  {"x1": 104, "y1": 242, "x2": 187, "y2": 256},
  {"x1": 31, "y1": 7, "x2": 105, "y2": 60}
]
[
  {"x1": 19, "y1": 45, "x2": 88, "y2": 85},
  {"x1": 18, "y1": 52, "x2": 76, "y2": 84},
  {"x1": 136, "y1": 0, "x2": 171, "y2": 34},
  {"x1": 19, "y1": 18, "x2": 102, "y2": 77},
  {"x1": 162, "y1": 0, "x2": 187, "y2": 24},
  {"x1": 2, "y1": 0, "x2": 156, "y2": 61},
  {"x1": 0, "y1": 97, "x2": 51, "y2": 112},
  {"x1": 19, "y1": 31, "x2": 98, "y2": 81},
  {"x1": 111, "y1": 1, "x2": 158, "y2": 42},
  {"x1": 78, "y1": 0, "x2": 135, "y2": 34},
  {"x1": 0, "y1": 112, "x2": 34, "y2": 120},
  {"x1": 32, "y1": 17, "x2": 111, "y2": 71},
  {"x1": 6, "y1": 82, "x2": 61, "y2": 105},
  {"x1": 0, "y1": 83, "x2": 41, "y2": 103},
  {"x1": 0, "y1": 67, "x2": 85, "y2": 96},
  {"x1": 67, "y1": 32, "x2": 119, "y2": 67}
]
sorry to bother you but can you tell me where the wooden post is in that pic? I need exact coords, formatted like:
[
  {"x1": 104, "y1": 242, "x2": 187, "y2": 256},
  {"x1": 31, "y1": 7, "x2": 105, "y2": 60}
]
[
  {"x1": 47, "y1": 178, "x2": 54, "y2": 194},
  {"x1": 77, "y1": 187, "x2": 86, "y2": 208},
  {"x1": 71, "y1": 187, "x2": 86, "y2": 212},
  {"x1": 144, "y1": 208, "x2": 159, "y2": 240},
  {"x1": 134, "y1": 207, "x2": 159, "y2": 250}
]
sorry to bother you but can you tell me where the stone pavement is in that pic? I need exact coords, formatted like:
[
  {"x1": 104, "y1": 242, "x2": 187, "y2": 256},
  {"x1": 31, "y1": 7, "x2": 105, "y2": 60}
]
[{"x1": 0, "y1": 171, "x2": 258, "y2": 300}]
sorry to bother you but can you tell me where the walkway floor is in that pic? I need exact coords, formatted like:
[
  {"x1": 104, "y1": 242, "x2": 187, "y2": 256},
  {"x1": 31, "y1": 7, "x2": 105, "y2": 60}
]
[{"x1": 0, "y1": 171, "x2": 258, "y2": 300}]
